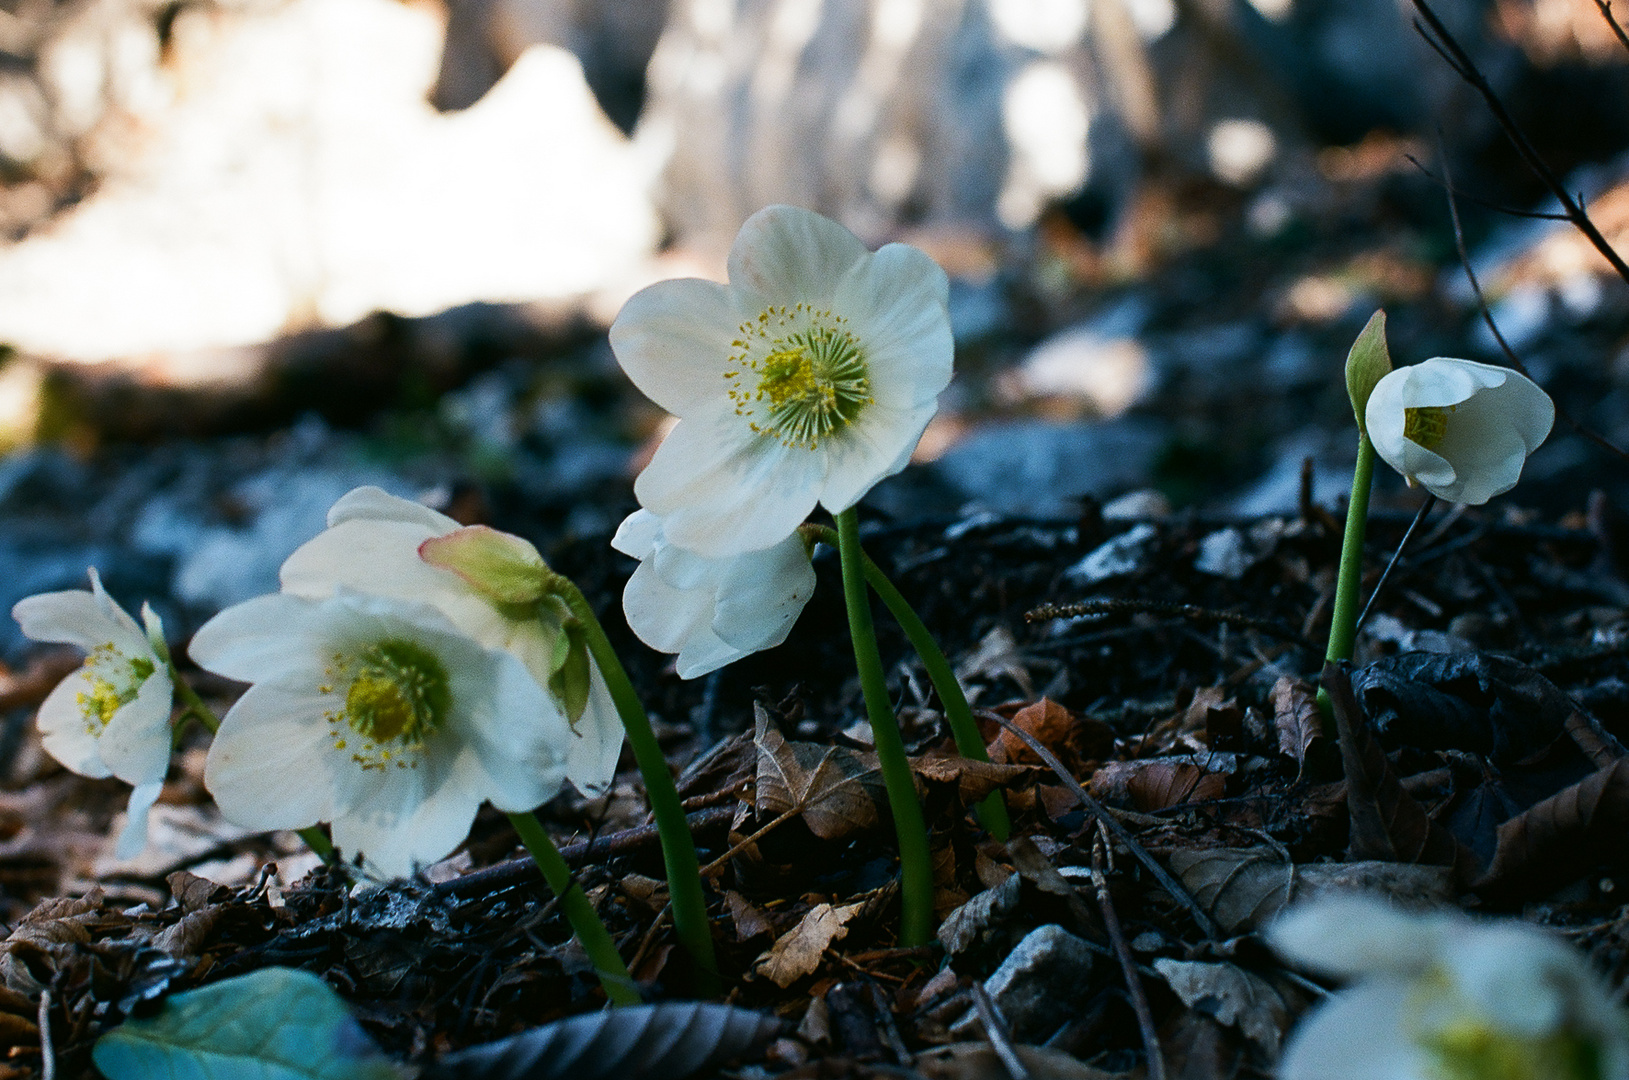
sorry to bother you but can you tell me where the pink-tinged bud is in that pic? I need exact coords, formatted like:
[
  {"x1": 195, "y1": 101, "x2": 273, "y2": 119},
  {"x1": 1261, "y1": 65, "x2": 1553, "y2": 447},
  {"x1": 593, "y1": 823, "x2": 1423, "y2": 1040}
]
[{"x1": 419, "y1": 526, "x2": 548, "y2": 605}]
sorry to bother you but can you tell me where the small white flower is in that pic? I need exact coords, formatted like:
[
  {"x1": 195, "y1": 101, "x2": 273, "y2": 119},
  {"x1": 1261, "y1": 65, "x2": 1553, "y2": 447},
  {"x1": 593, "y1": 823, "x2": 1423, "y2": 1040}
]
[
  {"x1": 11, "y1": 569, "x2": 172, "y2": 859},
  {"x1": 1270, "y1": 895, "x2": 1629, "y2": 1080},
  {"x1": 611, "y1": 509, "x2": 816, "y2": 679},
  {"x1": 610, "y1": 204, "x2": 953, "y2": 558},
  {"x1": 189, "y1": 590, "x2": 573, "y2": 879},
  {"x1": 1365, "y1": 357, "x2": 1554, "y2": 505},
  {"x1": 278, "y1": 486, "x2": 622, "y2": 794}
]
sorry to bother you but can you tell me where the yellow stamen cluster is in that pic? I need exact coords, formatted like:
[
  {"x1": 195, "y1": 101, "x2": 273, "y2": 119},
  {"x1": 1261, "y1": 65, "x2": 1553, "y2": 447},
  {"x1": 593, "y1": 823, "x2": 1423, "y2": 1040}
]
[
  {"x1": 1422, "y1": 1018, "x2": 1601, "y2": 1080},
  {"x1": 75, "y1": 643, "x2": 155, "y2": 735},
  {"x1": 723, "y1": 303, "x2": 873, "y2": 449},
  {"x1": 1404, "y1": 404, "x2": 1454, "y2": 450},
  {"x1": 322, "y1": 639, "x2": 450, "y2": 771}
]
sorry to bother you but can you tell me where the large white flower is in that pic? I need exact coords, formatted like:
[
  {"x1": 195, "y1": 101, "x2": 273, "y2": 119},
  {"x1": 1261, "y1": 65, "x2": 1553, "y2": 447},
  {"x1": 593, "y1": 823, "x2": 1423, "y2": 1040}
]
[
  {"x1": 610, "y1": 205, "x2": 953, "y2": 558},
  {"x1": 12, "y1": 569, "x2": 172, "y2": 859},
  {"x1": 611, "y1": 509, "x2": 816, "y2": 679},
  {"x1": 1365, "y1": 357, "x2": 1554, "y2": 505},
  {"x1": 190, "y1": 591, "x2": 573, "y2": 879},
  {"x1": 277, "y1": 486, "x2": 622, "y2": 794},
  {"x1": 1270, "y1": 895, "x2": 1629, "y2": 1080}
]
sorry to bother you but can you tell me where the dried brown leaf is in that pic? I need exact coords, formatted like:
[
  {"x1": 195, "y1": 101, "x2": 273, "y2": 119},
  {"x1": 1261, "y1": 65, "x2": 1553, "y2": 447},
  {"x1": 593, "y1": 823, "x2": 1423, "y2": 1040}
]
[
  {"x1": 1324, "y1": 663, "x2": 1477, "y2": 882},
  {"x1": 914, "y1": 1043, "x2": 1119, "y2": 1079},
  {"x1": 1153, "y1": 958, "x2": 1288, "y2": 1055},
  {"x1": 725, "y1": 891, "x2": 773, "y2": 941},
  {"x1": 754, "y1": 706, "x2": 887, "y2": 840},
  {"x1": 990, "y1": 698, "x2": 1073, "y2": 764},
  {"x1": 427, "y1": 1001, "x2": 782, "y2": 1080},
  {"x1": 1167, "y1": 847, "x2": 1293, "y2": 934},
  {"x1": 1270, "y1": 676, "x2": 1326, "y2": 765},
  {"x1": 1125, "y1": 761, "x2": 1225, "y2": 811},
  {"x1": 754, "y1": 903, "x2": 862, "y2": 988},
  {"x1": 911, "y1": 752, "x2": 1034, "y2": 805},
  {"x1": 1474, "y1": 757, "x2": 1629, "y2": 897}
]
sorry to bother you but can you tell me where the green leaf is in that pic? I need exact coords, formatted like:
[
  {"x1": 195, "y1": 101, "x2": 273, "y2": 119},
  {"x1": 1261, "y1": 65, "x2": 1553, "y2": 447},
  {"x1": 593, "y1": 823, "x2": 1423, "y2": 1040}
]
[
  {"x1": 93, "y1": 968, "x2": 402, "y2": 1080},
  {"x1": 550, "y1": 617, "x2": 592, "y2": 731},
  {"x1": 1345, "y1": 309, "x2": 1392, "y2": 435}
]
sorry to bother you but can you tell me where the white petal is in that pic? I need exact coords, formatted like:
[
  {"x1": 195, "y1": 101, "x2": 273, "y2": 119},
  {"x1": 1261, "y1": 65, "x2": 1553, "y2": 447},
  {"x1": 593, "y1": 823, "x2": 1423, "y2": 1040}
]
[
  {"x1": 622, "y1": 557, "x2": 721, "y2": 657},
  {"x1": 818, "y1": 400, "x2": 936, "y2": 514},
  {"x1": 447, "y1": 647, "x2": 571, "y2": 813},
  {"x1": 834, "y1": 242, "x2": 954, "y2": 411},
  {"x1": 113, "y1": 780, "x2": 165, "y2": 860},
  {"x1": 1269, "y1": 896, "x2": 1447, "y2": 979},
  {"x1": 14, "y1": 586, "x2": 146, "y2": 658},
  {"x1": 560, "y1": 665, "x2": 624, "y2": 795},
  {"x1": 610, "y1": 509, "x2": 662, "y2": 560},
  {"x1": 331, "y1": 763, "x2": 484, "y2": 880},
  {"x1": 609, "y1": 277, "x2": 741, "y2": 417},
  {"x1": 1277, "y1": 980, "x2": 1429, "y2": 1080},
  {"x1": 203, "y1": 682, "x2": 340, "y2": 831},
  {"x1": 97, "y1": 667, "x2": 174, "y2": 786},
  {"x1": 727, "y1": 205, "x2": 868, "y2": 311},
  {"x1": 280, "y1": 518, "x2": 448, "y2": 600},
  {"x1": 188, "y1": 594, "x2": 333, "y2": 684},
  {"x1": 324, "y1": 486, "x2": 461, "y2": 532},
  {"x1": 634, "y1": 412, "x2": 825, "y2": 557},
  {"x1": 651, "y1": 542, "x2": 724, "y2": 591},
  {"x1": 36, "y1": 671, "x2": 114, "y2": 778},
  {"x1": 712, "y1": 535, "x2": 816, "y2": 652}
]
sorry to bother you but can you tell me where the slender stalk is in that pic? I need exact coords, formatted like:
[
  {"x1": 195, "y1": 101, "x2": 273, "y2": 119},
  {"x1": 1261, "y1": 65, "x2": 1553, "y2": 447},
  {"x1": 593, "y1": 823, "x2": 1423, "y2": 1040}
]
[
  {"x1": 169, "y1": 670, "x2": 336, "y2": 862},
  {"x1": 834, "y1": 508, "x2": 935, "y2": 947},
  {"x1": 1353, "y1": 494, "x2": 1436, "y2": 636},
  {"x1": 550, "y1": 577, "x2": 719, "y2": 992},
  {"x1": 805, "y1": 524, "x2": 1010, "y2": 841},
  {"x1": 507, "y1": 811, "x2": 641, "y2": 1006},
  {"x1": 1319, "y1": 434, "x2": 1377, "y2": 720}
]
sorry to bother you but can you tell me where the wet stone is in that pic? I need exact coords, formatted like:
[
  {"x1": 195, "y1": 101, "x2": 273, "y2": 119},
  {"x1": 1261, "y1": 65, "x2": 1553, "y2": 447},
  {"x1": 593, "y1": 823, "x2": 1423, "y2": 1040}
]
[{"x1": 977, "y1": 924, "x2": 1097, "y2": 1043}]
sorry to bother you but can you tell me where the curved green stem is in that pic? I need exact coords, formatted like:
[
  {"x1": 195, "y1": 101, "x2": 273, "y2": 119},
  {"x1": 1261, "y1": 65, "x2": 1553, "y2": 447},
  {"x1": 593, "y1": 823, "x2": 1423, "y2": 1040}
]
[
  {"x1": 1319, "y1": 433, "x2": 1377, "y2": 720},
  {"x1": 805, "y1": 524, "x2": 1010, "y2": 841},
  {"x1": 551, "y1": 578, "x2": 719, "y2": 992},
  {"x1": 170, "y1": 669, "x2": 336, "y2": 862},
  {"x1": 834, "y1": 508, "x2": 935, "y2": 947},
  {"x1": 508, "y1": 811, "x2": 641, "y2": 1005}
]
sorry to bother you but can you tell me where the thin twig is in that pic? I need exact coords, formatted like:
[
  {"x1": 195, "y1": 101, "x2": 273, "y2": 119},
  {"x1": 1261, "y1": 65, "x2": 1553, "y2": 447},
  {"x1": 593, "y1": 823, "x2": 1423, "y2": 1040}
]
[
  {"x1": 1354, "y1": 494, "x2": 1437, "y2": 635},
  {"x1": 1026, "y1": 598, "x2": 1305, "y2": 643},
  {"x1": 1092, "y1": 835, "x2": 1167, "y2": 1080},
  {"x1": 1413, "y1": 0, "x2": 1629, "y2": 286},
  {"x1": 976, "y1": 710, "x2": 1221, "y2": 939},
  {"x1": 971, "y1": 983, "x2": 1032, "y2": 1080},
  {"x1": 37, "y1": 990, "x2": 54, "y2": 1080},
  {"x1": 1595, "y1": 0, "x2": 1629, "y2": 56},
  {"x1": 698, "y1": 807, "x2": 801, "y2": 876},
  {"x1": 869, "y1": 981, "x2": 915, "y2": 1066},
  {"x1": 1402, "y1": 157, "x2": 1570, "y2": 220},
  {"x1": 1433, "y1": 131, "x2": 1629, "y2": 459}
]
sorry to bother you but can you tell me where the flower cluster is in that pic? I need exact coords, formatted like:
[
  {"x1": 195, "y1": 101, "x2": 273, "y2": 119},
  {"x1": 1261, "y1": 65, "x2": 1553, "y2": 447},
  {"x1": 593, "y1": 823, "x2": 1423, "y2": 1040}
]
[
  {"x1": 608, "y1": 205, "x2": 953, "y2": 672},
  {"x1": 1271, "y1": 896, "x2": 1629, "y2": 1080}
]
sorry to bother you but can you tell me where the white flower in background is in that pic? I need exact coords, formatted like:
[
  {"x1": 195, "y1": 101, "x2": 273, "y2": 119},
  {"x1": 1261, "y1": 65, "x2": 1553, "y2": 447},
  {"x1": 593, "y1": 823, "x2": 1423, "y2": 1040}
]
[
  {"x1": 189, "y1": 591, "x2": 573, "y2": 879},
  {"x1": 611, "y1": 509, "x2": 816, "y2": 679},
  {"x1": 1270, "y1": 895, "x2": 1629, "y2": 1080},
  {"x1": 609, "y1": 204, "x2": 953, "y2": 558},
  {"x1": 278, "y1": 486, "x2": 622, "y2": 794},
  {"x1": 1365, "y1": 357, "x2": 1554, "y2": 505},
  {"x1": 12, "y1": 569, "x2": 172, "y2": 859}
]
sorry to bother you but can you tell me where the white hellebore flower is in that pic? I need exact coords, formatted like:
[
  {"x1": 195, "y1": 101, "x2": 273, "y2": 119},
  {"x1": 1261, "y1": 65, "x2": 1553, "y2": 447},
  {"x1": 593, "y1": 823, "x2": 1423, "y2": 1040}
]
[
  {"x1": 610, "y1": 204, "x2": 953, "y2": 558},
  {"x1": 1270, "y1": 895, "x2": 1629, "y2": 1080},
  {"x1": 1365, "y1": 357, "x2": 1554, "y2": 505},
  {"x1": 190, "y1": 591, "x2": 574, "y2": 879},
  {"x1": 12, "y1": 569, "x2": 172, "y2": 859},
  {"x1": 612, "y1": 509, "x2": 816, "y2": 679},
  {"x1": 278, "y1": 486, "x2": 622, "y2": 794}
]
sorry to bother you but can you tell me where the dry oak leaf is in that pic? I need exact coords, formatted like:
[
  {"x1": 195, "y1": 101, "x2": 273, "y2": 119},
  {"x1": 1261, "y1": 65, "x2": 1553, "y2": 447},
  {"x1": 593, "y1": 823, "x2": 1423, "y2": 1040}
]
[
  {"x1": 754, "y1": 902, "x2": 862, "y2": 988},
  {"x1": 754, "y1": 705, "x2": 888, "y2": 840}
]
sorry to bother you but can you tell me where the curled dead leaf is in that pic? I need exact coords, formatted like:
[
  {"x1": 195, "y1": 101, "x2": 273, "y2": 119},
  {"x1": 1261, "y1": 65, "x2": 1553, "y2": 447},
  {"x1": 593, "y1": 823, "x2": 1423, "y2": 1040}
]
[
  {"x1": 754, "y1": 903, "x2": 862, "y2": 988},
  {"x1": 1474, "y1": 757, "x2": 1629, "y2": 898},
  {"x1": 754, "y1": 706, "x2": 888, "y2": 841}
]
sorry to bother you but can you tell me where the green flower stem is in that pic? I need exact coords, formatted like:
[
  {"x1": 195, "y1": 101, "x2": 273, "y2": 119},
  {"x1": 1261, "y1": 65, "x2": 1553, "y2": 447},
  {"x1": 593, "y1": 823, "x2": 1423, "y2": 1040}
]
[
  {"x1": 507, "y1": 811, "x2": 641, "y2": 1006},
  {"x1": 168, "y1": 671, "x2": 336, "y2": 863},
  {"x1": 1320, "y1": 433, "x2": 1377, "y2": 718},
  {"x1": 834, "y1": 508, "x2": 935, "y2": 947},
  {"x1": 550, "y1": 578, "x2": 719, "y2": 993},
  {"x1": 805, "y1": 524, "x2": 1010, "y2": 842}
]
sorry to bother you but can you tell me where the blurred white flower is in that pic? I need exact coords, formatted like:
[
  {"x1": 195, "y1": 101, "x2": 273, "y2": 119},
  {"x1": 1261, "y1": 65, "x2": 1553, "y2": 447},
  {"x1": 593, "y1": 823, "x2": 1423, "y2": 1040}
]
[
  {"x1": 610, "y1": 204, "x2": 953, "y2": 558},
  {"x1": 1365, "y1": 357, "x2": 1553, "y2": 505},
  {"x1": 12, "y1": 569, "x2": 172, "y2": 859},
  {"x1": 1270, "y1": 895, "x2": 1629, "y2": 1080},
  {"x1": 190, "y1": 590, "x2": 572, "y2": 879},
  {"x1": 611, "y1": 509, "x2": 816, "y2": 679},
  {"x1": 278, "y1": 486, "x2": 622, "y2": 794}
]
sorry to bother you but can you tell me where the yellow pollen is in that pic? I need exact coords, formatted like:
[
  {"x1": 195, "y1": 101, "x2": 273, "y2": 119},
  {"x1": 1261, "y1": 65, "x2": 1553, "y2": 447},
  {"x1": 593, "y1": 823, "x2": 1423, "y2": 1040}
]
[
  {"x1": 74, "y1": 644, "x2": 154, "y2": 735},
  {"x1": 722, "y1": 304, "x2": 874, "y2": 449},
  {"x1": 1404, "y1": 405, "x2": 1453, "y2": 449},
  {"x1": 325, "y1": 638, "x2": 449, "y2": 771}
]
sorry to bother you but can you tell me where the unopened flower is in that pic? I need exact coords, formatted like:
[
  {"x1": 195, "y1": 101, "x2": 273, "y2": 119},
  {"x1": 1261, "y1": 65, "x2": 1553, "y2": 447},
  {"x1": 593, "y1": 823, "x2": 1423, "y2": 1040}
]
[
  {"x1": 190, "y1": 591, "x2": 573, "y2": 878},
  {"x1": 610, "y1": 205, "x2": 953, "y2": 558},
  {"x1": 1270, "y1": 895, "x2": 1629, "y2": 1080},
  {"x1": 278, "y1": 487, "x2": 622, "y2": 794},
  {"x1": 611, "y1": 509, "x2": 816, "y2": 679},
  {"x1": 12, "y1": 569, "x2": 172, "y2": 859},
  {"x1": 1365, "y1": 357, "x2": 1554, "y2": 505}
]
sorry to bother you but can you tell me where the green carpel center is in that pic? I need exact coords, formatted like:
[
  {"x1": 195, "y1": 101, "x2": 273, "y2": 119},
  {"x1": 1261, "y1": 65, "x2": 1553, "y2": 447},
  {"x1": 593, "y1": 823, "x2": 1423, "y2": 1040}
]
[
  {"x1": 1405, "y1": 404, "x2": 1453, "y2": 449},
  {"x1": 342, "y1": 639, "x2": 450, "y2": 748},
  {"x1": 725, "y1": 305, "x2": 873, "y2": 449}
]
